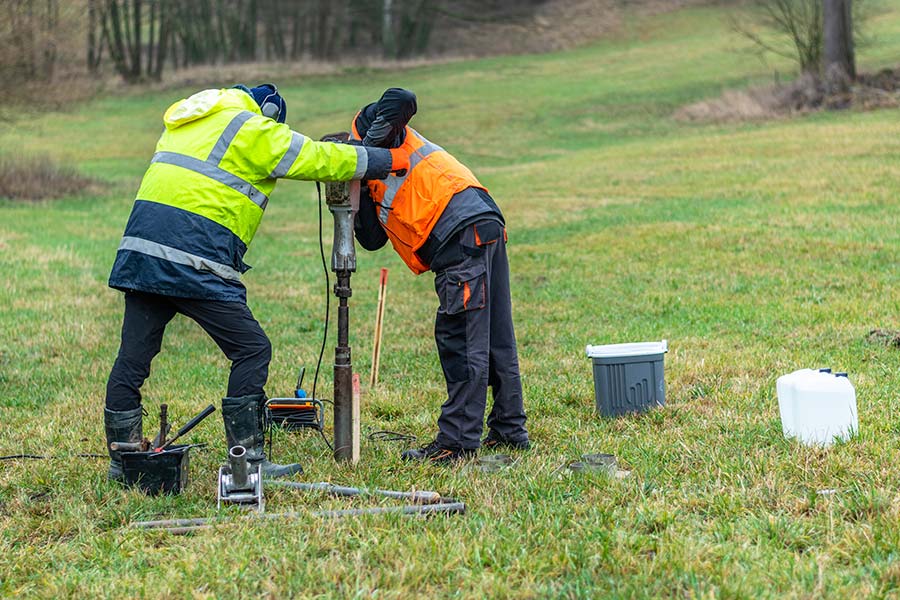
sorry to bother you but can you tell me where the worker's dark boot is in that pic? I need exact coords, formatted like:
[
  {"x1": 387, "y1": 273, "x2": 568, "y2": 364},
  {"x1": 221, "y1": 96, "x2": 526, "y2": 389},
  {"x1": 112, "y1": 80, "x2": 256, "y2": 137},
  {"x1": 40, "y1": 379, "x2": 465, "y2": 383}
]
[
  {"x1": 482, "y1": 430, "x2": 531, "y2": 451},
  {"x1": 104, "y1": 406, "x2": 143, "y2": 482},
  {"x1": 401, "y1": 440, "x2": 475, "y2": 464},
  {"x1": 222, "y1": 394, "x2": 303, "y2": 478}
]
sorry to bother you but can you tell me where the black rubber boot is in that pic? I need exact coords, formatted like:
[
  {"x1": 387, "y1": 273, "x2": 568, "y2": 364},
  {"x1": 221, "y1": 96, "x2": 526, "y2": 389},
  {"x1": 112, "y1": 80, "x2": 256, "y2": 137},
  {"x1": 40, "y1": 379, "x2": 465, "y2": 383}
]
[
  {"x1": 221, "y1": 394, "x2": 303, "y2": 479},
  {"x1": 104, "y1": 407, "x2": 143, "y2": 482}
]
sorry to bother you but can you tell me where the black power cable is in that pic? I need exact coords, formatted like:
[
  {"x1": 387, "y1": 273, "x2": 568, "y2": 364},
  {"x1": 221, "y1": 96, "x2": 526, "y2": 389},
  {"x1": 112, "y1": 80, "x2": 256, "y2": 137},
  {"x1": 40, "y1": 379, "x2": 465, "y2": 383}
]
[
  {"x1": 313, "y1": 181, "x2": 330, "y2": 413},
  {"x1": 314, "y1": 182, "x2": 334, "y2": 454},
  {"x1": 267, "y1": 183, "x2": 335, "y2": 459}
]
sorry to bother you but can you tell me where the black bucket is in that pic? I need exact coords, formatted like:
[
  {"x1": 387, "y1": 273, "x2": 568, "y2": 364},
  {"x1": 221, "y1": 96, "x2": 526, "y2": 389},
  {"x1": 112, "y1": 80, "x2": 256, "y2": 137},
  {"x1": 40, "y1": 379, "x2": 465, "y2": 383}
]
[{"x1": 121, "y1": 445, "x2": 190, "y2": 495}]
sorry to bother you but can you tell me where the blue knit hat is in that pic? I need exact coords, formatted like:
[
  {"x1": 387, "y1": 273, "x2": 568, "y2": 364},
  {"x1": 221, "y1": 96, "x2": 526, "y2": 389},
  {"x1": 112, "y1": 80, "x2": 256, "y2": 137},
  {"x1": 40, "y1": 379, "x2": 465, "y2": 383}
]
[{"x1": 235, "y1": 83, "x2": 287, "y2": 123}]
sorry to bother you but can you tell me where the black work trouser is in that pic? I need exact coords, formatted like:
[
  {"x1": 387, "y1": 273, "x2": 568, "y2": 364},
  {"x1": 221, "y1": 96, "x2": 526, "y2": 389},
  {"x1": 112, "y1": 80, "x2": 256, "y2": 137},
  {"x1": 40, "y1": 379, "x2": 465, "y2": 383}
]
[
  {"x1": 432, "y1": 220, "x2": 528, "y2": 450},
  {"x1": 105, "y1": 291, "x2": 271, "y2": 411}
]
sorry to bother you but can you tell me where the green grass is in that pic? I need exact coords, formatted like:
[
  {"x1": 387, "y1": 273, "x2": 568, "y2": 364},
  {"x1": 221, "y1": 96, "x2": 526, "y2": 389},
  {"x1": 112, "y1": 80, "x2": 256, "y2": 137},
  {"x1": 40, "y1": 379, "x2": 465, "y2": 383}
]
[{"x1": 3, "y1": 5, "x2": 900, "y2": 598}]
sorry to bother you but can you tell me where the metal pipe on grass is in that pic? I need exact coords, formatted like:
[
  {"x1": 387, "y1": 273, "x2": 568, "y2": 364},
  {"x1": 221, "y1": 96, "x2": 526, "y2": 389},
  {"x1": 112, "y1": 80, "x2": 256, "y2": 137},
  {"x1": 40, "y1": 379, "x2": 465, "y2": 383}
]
[
  {"x1": 130, "y1": 501, "x2": 466, "y2": 534},
  {"x1": 266, "y1": 480, "x2": 442, "y2": 504}
]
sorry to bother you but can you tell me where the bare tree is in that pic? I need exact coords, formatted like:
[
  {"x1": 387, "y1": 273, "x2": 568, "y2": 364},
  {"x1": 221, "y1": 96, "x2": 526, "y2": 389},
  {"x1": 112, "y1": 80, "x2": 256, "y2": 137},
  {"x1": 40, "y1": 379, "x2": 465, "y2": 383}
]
[
  {"x1": 735, "y1": 0, "x2": 867, "y2": 78},
  {"x1": 0, "y1": 0, "x2": 64, "y2": 82},
  {"x1": 733, "y1": 0, "x2": 823, "y2": 74}
]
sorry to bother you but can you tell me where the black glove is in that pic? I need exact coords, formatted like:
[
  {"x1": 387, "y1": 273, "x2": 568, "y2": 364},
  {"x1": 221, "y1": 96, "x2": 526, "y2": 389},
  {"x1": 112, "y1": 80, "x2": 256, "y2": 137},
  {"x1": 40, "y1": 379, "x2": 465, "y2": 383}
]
[{"x1": 361, "y1": 88, "x2": 417, "y2": 148}]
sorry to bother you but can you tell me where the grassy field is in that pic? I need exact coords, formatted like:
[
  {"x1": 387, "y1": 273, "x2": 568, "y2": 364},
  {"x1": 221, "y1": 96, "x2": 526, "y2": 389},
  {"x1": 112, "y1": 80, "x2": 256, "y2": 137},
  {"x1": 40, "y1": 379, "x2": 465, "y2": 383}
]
[{"x1": 3, "y1": 4, "x2": 900, "y2": 598}]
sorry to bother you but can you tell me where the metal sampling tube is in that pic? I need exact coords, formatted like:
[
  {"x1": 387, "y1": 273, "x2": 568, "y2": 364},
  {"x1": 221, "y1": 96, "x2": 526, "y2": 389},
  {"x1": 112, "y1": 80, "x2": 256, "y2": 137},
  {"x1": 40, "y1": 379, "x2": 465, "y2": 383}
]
[{"x1": 228, "y1": 445, "x2": 248, "y2": 489}]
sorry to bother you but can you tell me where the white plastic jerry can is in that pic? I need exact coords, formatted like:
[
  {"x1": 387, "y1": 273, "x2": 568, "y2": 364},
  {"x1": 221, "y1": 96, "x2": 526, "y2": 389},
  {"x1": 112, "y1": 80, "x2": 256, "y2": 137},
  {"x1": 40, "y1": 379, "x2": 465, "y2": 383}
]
[
  {"x1": 776, "y1": 368, "x2": 815, "y2": 438},
  {"x1": 776, "y1": 369, "x2": 858, "y2": 446}
]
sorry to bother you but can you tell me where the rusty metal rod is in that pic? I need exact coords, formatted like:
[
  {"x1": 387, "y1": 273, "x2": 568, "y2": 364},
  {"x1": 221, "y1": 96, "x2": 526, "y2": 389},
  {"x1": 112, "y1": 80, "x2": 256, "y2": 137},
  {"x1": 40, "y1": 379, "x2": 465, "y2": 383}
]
[
  {"x1": 333, "y1": 271, "x2": 353, "y2": 461},
  {"x1": 109, "y1": 441, "x2": 145, "y2": 452},
  {"x1": 158, "y1": 403, "x2": 168, "y2": 448}
]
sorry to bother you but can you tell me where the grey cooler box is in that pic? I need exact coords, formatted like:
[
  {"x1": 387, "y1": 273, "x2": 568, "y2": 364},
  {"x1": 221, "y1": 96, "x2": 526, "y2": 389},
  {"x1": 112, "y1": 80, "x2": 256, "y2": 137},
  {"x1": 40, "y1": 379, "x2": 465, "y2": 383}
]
[{"x1": 586, "y1": 341, "x2": 667, "y2": 417}]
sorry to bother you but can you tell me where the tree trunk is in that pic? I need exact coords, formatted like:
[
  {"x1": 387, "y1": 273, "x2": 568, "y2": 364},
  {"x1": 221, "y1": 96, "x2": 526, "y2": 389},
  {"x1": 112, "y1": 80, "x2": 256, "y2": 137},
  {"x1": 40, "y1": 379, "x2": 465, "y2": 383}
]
[
  {"x1": 147, "y1": 0, "x2": 156, "y2": 75},
  {"x1": 132, "y1": 0, "x2": 142, "y2": 80},
  {"x1": 88, "y1": 0, "x2": 100, "y2": 73},
  {"x1": 41, "y1": 0, "x2": 58, "y2": 80},
  {"x1": 104, "y1": 0, "x2": 131, "y2": 80},
  {"x1": 382, "y1": 0, "x2": 394, "y2": 59},
  {"x1": 153, "y1": 0, "x2": 169, "y2": 79},
  {"x1": 823, "y1": 0, "x2": 855, "y2": 92}
]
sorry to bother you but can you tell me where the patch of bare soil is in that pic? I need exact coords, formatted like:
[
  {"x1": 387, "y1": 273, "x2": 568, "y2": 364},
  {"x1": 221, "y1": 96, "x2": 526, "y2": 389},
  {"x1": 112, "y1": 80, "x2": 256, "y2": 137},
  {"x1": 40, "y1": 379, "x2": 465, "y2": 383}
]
[
  {"x1": 866, "y1": 328, "x2": 900, "y2": 349},
  {"x1": 675, "y1": 68, "x2": 900, "y2": 123}
]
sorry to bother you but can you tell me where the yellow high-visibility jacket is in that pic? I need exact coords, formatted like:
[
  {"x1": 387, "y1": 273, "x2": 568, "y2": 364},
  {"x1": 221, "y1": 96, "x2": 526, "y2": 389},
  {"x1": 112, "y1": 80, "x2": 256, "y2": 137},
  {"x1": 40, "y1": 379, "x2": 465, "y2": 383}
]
[{"x1": 109, "y1": 88, "x2": 392, "y2": 301}]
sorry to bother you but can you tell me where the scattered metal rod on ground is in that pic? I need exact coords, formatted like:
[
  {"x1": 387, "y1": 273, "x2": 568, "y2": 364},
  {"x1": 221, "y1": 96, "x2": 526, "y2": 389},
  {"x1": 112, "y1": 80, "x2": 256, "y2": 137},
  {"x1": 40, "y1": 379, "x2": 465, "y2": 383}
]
[
  {"x1": 130, "y1": 501, "x2": 466, "y2": 534},
  {"x1": 266, "y1": 480, "x2": 442, "y2": 504},
  {"x1": 0, "y1": 453, "x2": 106, "y2": 461}
]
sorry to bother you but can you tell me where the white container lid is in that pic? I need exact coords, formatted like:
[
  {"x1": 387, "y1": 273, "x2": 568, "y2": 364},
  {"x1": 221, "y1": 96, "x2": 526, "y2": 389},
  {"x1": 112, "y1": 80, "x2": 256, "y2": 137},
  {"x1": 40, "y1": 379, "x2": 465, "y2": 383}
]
[{"x1": 586, "y1": 340, "x2": 668, "y2": 358}]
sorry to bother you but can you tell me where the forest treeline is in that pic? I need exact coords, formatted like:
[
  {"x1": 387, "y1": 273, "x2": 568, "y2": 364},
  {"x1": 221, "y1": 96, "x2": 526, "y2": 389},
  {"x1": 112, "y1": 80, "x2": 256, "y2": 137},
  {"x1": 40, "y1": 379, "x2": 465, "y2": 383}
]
[{"x1": 2, "y1": 0, "x2": 549, "y2": 84}]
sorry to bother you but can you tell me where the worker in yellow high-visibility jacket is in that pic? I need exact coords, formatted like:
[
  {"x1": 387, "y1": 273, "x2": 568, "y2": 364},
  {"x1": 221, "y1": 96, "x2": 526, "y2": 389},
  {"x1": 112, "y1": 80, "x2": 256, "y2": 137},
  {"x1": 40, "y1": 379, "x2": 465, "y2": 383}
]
[{"x1": 104, "y1": 84, "x2": 409, "y2": 482}]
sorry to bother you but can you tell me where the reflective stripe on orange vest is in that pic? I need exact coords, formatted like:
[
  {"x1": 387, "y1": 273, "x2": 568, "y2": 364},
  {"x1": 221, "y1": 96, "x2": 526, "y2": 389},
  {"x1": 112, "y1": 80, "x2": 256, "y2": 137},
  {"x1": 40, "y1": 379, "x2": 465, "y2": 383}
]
[
  {"x1": 376, "y1": 138, "x2": 443, "y2": 224},
  {"x1": 350, "y1": 120, "x2": 485, "y2": 274}
]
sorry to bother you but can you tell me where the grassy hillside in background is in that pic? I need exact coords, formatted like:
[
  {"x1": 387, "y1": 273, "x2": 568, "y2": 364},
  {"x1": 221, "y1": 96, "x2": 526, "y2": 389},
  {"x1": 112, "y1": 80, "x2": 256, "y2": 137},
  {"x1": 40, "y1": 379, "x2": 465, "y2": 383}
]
[{"x1": 2, "y1": 5, "x2": 900, "y2": 597}]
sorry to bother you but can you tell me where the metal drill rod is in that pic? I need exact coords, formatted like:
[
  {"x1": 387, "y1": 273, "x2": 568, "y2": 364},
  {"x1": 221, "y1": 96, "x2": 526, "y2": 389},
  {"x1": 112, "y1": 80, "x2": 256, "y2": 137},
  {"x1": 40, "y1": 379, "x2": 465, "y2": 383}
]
[
  {"x1": 333, "y1": 272, "x2": 353, "y2": 460},
  {"x1": 109, "y1": 441, "x2": 148, "y2": 452},
  {"x1": 130, "y1": 502, "x2": 467, "y2": 533},
  {"x1": 265, "y1": 480, "x2": 442, "y2": 504},
  {"x1": 156, "y1": 403, "x2": 168, "y2": 448},
  {"x1": 324, "y1": 179, "x2": 357, "y2": 462}
]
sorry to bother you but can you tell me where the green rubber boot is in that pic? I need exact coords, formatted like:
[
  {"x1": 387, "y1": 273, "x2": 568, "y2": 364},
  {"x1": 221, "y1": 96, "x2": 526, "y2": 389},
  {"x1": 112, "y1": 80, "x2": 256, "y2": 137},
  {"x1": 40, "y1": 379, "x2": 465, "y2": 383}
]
[
  {"x1": 104, "y1": 407, "x2": 143, "y2": 482},
  {"x1": 221, "y1": 394, "x2": 303, "y2": 479}
]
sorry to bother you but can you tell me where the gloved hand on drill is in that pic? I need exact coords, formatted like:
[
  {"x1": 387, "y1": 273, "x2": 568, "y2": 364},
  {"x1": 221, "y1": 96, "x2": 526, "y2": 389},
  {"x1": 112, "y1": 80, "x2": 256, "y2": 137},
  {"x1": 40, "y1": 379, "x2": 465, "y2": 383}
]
[
  {"x1": 329, "y1": 131, "x2": 409, "y2": 176},
  {"x1": 354, "y1": 87, "x2": 417, "y2": 177},
  {"x1": 361, "y1": 88, "x2": 418, "y2": 149}
]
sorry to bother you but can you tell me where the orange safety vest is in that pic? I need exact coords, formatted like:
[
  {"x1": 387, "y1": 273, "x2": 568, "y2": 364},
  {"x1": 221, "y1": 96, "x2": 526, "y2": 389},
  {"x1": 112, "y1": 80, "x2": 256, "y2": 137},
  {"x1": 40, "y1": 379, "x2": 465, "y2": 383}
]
[{"x1": 351, "y1": 122, "x2": 486, "y2": 274}]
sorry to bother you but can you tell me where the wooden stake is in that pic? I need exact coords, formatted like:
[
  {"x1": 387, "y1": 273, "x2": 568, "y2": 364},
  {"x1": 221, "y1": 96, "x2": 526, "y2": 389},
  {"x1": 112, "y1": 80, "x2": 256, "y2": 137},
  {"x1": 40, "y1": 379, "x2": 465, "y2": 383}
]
[
  {"x1": 370, "y1": 268, "x2": 388, "y2": 387},
  {"x1": 352, "y1": 372, "x2": 361, "y2": 464}
]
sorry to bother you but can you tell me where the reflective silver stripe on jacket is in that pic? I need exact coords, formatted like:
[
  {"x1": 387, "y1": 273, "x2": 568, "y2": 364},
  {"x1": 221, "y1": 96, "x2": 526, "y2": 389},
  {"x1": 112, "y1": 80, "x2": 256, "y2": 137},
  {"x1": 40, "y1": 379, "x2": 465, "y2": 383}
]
[
  {"x1": 269, "y1": 132, "x2": 306, "y2": 178},
  {"x1": 118, "y1": 236, "x2": 242, "y2": 281},
  {"x1": 352, "y1": 145, "x2": 368, "y2": 180},
  {"x1": 151, "y1": 151, "x2": 269, "y2": 210},
  {"x1": 378, "y1": 131, "x2": 443, "y2": 224},
  {"x1": 207, "y1": 111, "x2": 255, "y2": 164}
]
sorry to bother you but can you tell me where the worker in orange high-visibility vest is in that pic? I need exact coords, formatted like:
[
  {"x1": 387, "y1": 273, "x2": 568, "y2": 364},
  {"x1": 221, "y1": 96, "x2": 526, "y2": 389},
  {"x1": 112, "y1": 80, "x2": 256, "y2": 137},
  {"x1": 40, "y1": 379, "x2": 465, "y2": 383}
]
[{"x1": 351, "y1": 88, "x2": 529, "y2": 463}]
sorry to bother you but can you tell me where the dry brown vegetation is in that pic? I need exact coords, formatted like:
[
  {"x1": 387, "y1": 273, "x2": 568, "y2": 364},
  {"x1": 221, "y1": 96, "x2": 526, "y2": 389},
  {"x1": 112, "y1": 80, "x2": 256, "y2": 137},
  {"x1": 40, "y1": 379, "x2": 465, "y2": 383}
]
[
  {"x1": 0, "y1": 155, "x2": 100, "y2": 201},
  {"x1": 675, "y1": 67, "x2": 900, "y2": 122}
]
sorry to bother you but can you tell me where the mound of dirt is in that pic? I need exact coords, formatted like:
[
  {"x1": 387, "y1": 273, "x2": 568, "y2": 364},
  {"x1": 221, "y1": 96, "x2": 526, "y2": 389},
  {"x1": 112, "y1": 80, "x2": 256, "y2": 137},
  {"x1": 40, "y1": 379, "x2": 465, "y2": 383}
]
[{"x1": 675, "y1": 69, "x2": 900, "y2": 123}]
